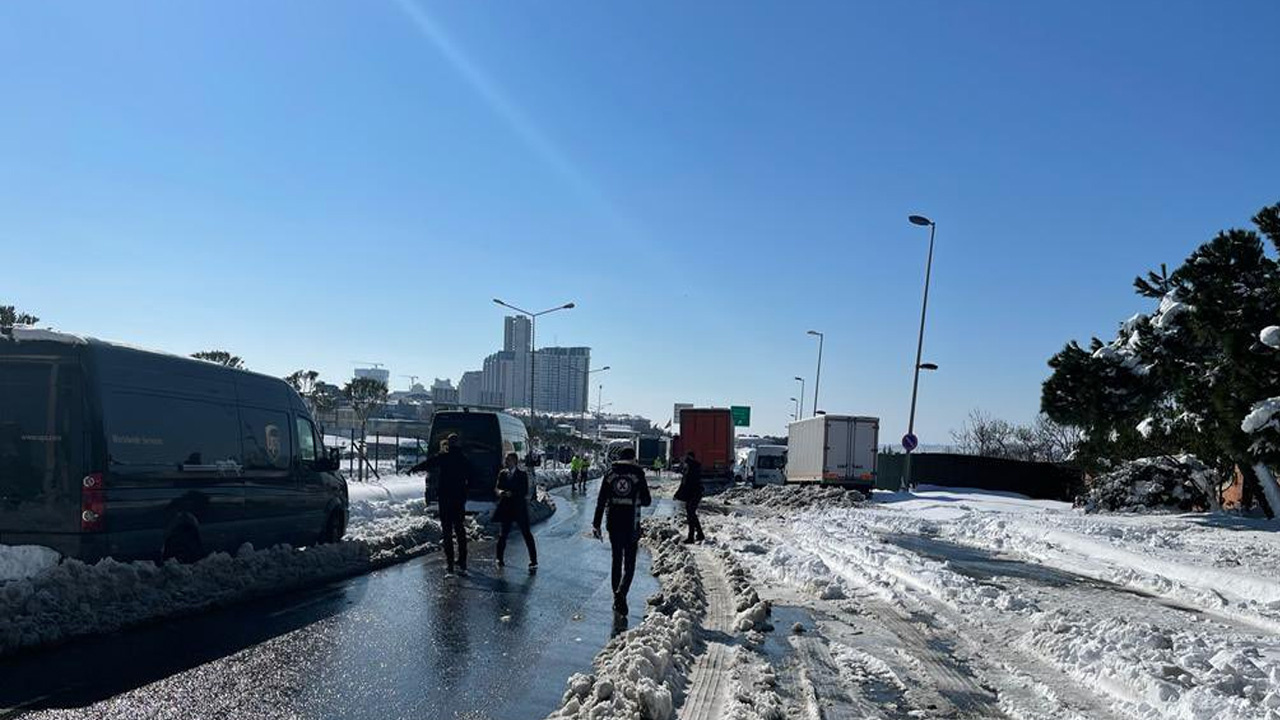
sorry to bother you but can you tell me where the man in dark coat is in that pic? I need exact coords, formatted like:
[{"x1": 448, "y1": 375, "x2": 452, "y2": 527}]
[
  {"x1": 674, "y1": 451, "x2": 705, "y2": 544},
  {"x1": 592, "y1": 447, "x2": 652, "y2": 615},
  {"x1": 494, "y1": 451, "x2": 538, "y2": 570},
  {"x1": 412, "y1": 433, "x2": 472, "y2": 576}
]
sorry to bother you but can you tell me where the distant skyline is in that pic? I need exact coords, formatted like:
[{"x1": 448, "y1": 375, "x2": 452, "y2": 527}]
[{"x1": 4, "y1": 2, "x2": 1279, "y2": 440}]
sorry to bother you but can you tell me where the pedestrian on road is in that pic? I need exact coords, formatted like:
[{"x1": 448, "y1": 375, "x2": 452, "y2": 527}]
[
  {"x1": 592, "y1": 446, "x2": 652, "y2": 616},
  {"x1": 570, "y1": 454, "x2": 584, "y2": 494},
  {"x1": 652, "y1": 456, "x2": 665, "y2": 477},
  {"x1": 494, "y1": 452, "x2": 538, "y2": 570},
  {"x1": 412, "y1": 433, "x2": 472, "y2": 577},
  {"x1": 674, "y1": 451, "x2": 705, "y2": 544}
]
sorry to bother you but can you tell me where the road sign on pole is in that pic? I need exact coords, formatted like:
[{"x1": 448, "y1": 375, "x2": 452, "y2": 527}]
[
  {"x1": 902, "y1": 433, "x2": 919, "y2": 452},
  {"x1": 731, "y1": 406, "x2": 751, "y2": 427}
]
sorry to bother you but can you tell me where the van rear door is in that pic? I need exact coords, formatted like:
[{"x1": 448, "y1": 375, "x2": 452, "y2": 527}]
[{"x1": 0, "y1": 344, "x2": 86, "y2": 538}]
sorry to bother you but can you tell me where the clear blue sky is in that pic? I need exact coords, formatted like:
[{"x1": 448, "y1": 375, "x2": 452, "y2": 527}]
[{"x1": 4, "y1": 1, "x2": 1278, "y2": 440}]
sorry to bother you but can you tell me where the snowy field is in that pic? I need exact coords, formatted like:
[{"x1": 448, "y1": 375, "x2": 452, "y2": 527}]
[{"x1": 703, "y1": 484, "x2": 1280, "y2": 720}]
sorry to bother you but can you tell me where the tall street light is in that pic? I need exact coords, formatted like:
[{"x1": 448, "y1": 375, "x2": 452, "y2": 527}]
[
  {"x1": 578, "y1": 365, "x2": 610, "y2": 435},
  {"x1": 806, "y1": 331, "x2": 824, "y2": 417},
  {"x1": 793, "y1": 377, "x2": 805, "y2": 420},
  {"x1": 493, "y1": 298, "x2": 575, "y2": 432},
  {"x1": 903, "y1": 214, "x2": 937, "y2": 491},
  {"x1": 789, "y1": 397, "x2": 800, "y2": 422}
]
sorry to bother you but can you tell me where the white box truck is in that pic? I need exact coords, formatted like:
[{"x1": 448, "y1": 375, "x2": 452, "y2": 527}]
[{"x1": 786, "y1": 415, "x2": 879, "y2": 491}]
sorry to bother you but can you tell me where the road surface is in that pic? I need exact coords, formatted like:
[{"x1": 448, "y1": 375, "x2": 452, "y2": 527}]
[{"x1": 1, "y1": 480, "x2": 670, "y2": 720}]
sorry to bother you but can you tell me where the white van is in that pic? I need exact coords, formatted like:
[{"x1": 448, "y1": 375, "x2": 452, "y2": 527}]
[{"x1": 749, "y1": 444, "x2": 787, "y2": 487}]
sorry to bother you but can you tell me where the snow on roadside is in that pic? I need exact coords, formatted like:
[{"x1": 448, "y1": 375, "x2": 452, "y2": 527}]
[
  {"x1": 0, "y1": 480, "x2": 443, "y2": 659},
  {"x1": 0, "y1": 545, "x2": 60, "y2": 583}
]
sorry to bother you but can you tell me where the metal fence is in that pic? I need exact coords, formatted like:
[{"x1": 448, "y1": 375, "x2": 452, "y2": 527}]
[{"x1": 876, "y1": 452, "x2": 1082, "y2": 501}]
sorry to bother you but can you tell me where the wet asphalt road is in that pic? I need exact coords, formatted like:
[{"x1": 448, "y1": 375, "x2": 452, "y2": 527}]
[{"x1": 0, "y1": 480, "x2": 672, "y2": 720}]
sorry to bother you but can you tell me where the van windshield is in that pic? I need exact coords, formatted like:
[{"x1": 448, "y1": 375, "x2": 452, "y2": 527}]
[
  {"x1": 758, "y1": 455, "x2": 786, "y2": 470},
  {"x1": 0, "y1": 359, "x2": 83, "y2": 503}
]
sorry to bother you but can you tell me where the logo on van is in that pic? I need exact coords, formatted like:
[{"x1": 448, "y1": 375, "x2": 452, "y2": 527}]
[
  {"x1": 20, "y1": 434, "x2": 61, "y2": 442},
  {"x1": 265, "y1": 425, "x2": 282, "y2": 463}
]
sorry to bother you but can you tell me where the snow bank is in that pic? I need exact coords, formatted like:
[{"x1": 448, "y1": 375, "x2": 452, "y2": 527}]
[
  {"x1": 548, "y1": 522, "x2": 703, "y2": 720},
  {"x1": 0, "y1": 487, "x2": 445, "y2": 658},
  {"x1": 1081, "y1": 455, "x2": 1219, "y2": 514},
  {"x1": 1242, "y1": 397, "x2": 1280, "y2": 435},
  {"x1": 1261, "y1": 326, "x2": 1280, "y2": 349},
  {"x1": 716, "y1": 484, "x2": 866, "y2": 510}
]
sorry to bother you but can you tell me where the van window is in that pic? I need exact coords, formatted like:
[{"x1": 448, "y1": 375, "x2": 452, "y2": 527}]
[
  {"x1": 0, "y1": 360, "x2": 83, "y2": 501},
  {"x1": 242, "y1": 408, "x2": 292, "y2": 470},
  {"x1": 758, "y1": 454, "x2": 786, "y2": 470},
  {"x1": 295, "y1": 417, "x2": 318, "y2": 462},
  {"x1": 104, "y1": 391, "x2": 240, "y2": 472}
]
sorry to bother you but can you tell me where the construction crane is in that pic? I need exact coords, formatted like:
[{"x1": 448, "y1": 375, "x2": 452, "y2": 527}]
[
  {"x1": 400, "y1": 374, "x2": 420, "y2": 389},
  {"x1": 351, "y1": 361, "x2": 385, "y2": 369}
]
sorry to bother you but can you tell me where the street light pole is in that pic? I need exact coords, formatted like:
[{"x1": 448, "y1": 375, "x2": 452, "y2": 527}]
[
  {"x1": 806, "y1": 331, "x2": 824, "y2": 416},
  {"x1": 903, "y1": 215, "x2": 937, "y2": 491},
  {"x1": 578, "y1": 365, "x2": 610, "y2": 435},
  {"x1": 790, "y1": 397, "x2": 800, "y2": 422},
  {"x1": 793, "y1": 377, "x2": 805, "y2": 419},
  {"x1": 492, "y1": 299, "x2": 575, "y2": 433}
]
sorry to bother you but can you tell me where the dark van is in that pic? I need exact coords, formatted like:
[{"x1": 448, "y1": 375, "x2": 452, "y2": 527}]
[
  {"x1": 426, "y1": 410, "x2": 529, "y2": 503},
  {"x1": 0, "y1": 329, "x2": 348, "y2": 563}
]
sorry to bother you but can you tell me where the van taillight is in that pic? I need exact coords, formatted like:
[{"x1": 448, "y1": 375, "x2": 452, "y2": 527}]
[{"x1": 81, "y1": 473, "x2": 105, "y2": 531}]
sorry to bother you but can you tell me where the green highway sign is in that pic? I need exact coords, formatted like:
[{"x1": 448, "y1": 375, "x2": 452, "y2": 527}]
[{"x1": 731, "y1": 405, "x2": 751, "y2": 427}]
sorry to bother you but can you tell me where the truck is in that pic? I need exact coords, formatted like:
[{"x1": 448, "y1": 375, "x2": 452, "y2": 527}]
[
  {"x1": 678, "y1": 408, "x2": 735, "y2": 480},
  {"x1": 748, "y1": 444, "x2": 788, "y2": 487},
  {"x1": 786, "y1": 415, "x2": 879, "y2": 492},
  {"x1": 637, "y1": 436, "x2": 668, "y2": 469}
]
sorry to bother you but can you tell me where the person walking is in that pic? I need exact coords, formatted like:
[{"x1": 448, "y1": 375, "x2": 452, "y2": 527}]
[
  {"x1": 494, "y1": 452, "x2": 538, "y2": 570},
  {"x1": 412, "y1": 433, "x2": 472, "y2": 577},
  {"x1": 592, "y1": 447, "x2": 652, "y2": 616},
  {"x1": 674, "y1": 451, "x2": 705, "y2": 544},
  {"x1": 570, "y1": 454, "x2": 584, "y2": 494}
]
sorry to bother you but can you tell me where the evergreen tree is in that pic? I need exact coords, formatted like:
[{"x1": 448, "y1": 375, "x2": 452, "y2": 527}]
[{"x1": 191, "y1": 350, "x2": 245, "y2": 368}]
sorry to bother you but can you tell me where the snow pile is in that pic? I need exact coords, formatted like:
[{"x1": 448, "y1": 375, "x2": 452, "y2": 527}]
[
  {"x1": 1081, "y1": 456, "x2": 1220, "y2": 514},
  {"x1": 1025, "y1": 611, "x2": 1280, "y2": 720},
  {"x1": 717, "y1": 484, "x2": 866, "y2": 510},
  {"x1": 717, "y1": 548, "x2": 772, "y2": 634},
  {"x1": 0, "y1": 545, "x2": 60, "y2": 583},
  {"x1": 0, "y1": 484, "x2": 443, "y2": 658},
  {"x1": 549, "y1": 521, "x2": 703, "y2": 720},
  {"x1": 722, "y1": 645, "x2": 786, "y2": 720}
]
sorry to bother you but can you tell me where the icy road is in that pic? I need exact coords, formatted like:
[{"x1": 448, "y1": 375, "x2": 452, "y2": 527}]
[{"x1": 0, "y1": 481, "x2": 662, "y2": 720}]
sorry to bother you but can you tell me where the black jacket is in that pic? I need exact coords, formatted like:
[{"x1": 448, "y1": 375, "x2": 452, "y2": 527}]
[
  {"x1": 413, "y1": 449, "x2": 471, "y2": 509},
  {"x1": 675, "y1": 458, "x2": 703, "y2": 502},
  {"x1": 493, "y1": 468, "x2": 530, "y2": 523},
  {"x1": 593, "y1": 461, "x2": 652, "y2": 534}
]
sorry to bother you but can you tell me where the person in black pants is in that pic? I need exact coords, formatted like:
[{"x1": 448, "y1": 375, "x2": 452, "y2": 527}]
[
  {"x1": 592, "y1": 447, "x2": 652, "y2": 616},
  {"x1": 412, "y1": 433, "x2": 472, "y2": 577},
  {"x1": 674, "y1": 451, "x2": 705, "y2": 544},
  {"x1": 494, "y1": 452, "x2": 538, "y2": 570}
]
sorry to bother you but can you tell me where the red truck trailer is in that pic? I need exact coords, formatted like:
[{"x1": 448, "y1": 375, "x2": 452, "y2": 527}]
[{"x1": 678, "y1": 408, "x2": 735, "y2": 480}]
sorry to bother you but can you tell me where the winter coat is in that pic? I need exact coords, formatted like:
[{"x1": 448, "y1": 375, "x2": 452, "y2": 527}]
[
  {"x1": 493, "y1": 467, "x2": 531, "y2": 524},
  {"x1": 593, "y1": 461, "x2": 652, "y2": 534},
  {"x1": 413, "y1": 449, "x2": 472, "y2": 510},
  {"x1": 675, "y1": 459, "x2": 703, "y2": 502}
]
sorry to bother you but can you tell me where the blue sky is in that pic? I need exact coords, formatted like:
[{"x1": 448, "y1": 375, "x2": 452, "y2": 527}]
[{"x1": 3, "y1": 1, "x2": 1278, "y2": 440}]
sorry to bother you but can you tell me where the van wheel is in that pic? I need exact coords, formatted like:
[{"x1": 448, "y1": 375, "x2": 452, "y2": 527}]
[
  {"x1": 319, "y1": 510, "x2": 345, "y2": 544},
  {"x1": 163, "y1": 527, "x2": 203, "y2": 564}
]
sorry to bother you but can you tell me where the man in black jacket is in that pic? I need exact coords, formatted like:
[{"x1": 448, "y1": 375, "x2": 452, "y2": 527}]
[
  {"x1": 494, "y1": 451, "x2": 538, "y2": 570},
  {"x1": 412, "y1": 433, "x2": 472, "y2": 576},
  {"x1": 674, "y1": 451, "x2": 705, "y2": 544},
  {"x1": 592, "y1": 447, "x2": 652, "y2": 615}
]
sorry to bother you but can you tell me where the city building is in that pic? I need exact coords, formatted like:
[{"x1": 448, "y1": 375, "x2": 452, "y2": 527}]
[
  {"x1": 354, "y1": 366, "x2": 390, "y2": 386},
  {"x1": 458, "y1": 370, "x2": 483, "y2": 406},
  {"x1": 430, "y1": 378, "x2": 458, "y2": 405},
  {"x1": 533, "y1": 346, "x2": 591, "y2": 413}
]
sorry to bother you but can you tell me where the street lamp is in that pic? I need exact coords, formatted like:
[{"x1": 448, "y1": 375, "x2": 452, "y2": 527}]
[
  {"x1": 578, "y1": 365, "x2": 611, "y2": 435},
  {"x1": 903, "y1": 214, "x2": 937, "y2": 491},
  {"x1": 493, "y1": 298, "x2": 575, "y2": 431},
  {"x1": 793, "y1": 376, "x2": 805, "y2": 419},
  {"x1": 789, "y1": 397, "x2": 800, "y2": 422},
  {"x1": 806, "y1": 331, "x2": 824, "y2": 417}
]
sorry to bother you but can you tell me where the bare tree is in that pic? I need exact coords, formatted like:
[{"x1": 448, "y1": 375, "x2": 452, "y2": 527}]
[
  {"x1": 951, "y1": 409, "x2": 1079, "y2": 463},
  {"x1": 344, "y1": 377, "x2": 388, "y2": 481}
]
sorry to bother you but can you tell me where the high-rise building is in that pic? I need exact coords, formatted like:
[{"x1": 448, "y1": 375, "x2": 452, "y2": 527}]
[
  {"x1": 533, "y1": 347, "x2": 591, "y2": 413},
  {"x1": 458, "y1": 371, "x2": 484, "y2": 406},
  {"x1": 430, "y1": 378, "x2": 458, "y2": 405},
  {"x1": 504, "y1": 315, "x2": 531, "y2": 353}
]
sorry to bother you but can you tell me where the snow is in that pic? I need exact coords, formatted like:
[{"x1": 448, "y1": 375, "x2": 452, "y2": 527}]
[
  {"x1": 0, "y1": 545, "x2": 60, "y2": 583},
  {"x1": 0, "y1": 478, "x2": 445, "y2": 658},
  {"x1": 1137, "y1": 416, "x2": 1158, "y2": 438},
  {"x1": 1243, "y1": 397, "x2": 1280, "y2": 434},
  {"x1": 711, "y1": 484, "x2": 1280, "y2": 720},
  {"x1": 1261, "y1": 326, "x2": 1280, "y2": 349},
  {"x1": 2, "y1": 327, "x2": 88, "y2": 344}
]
